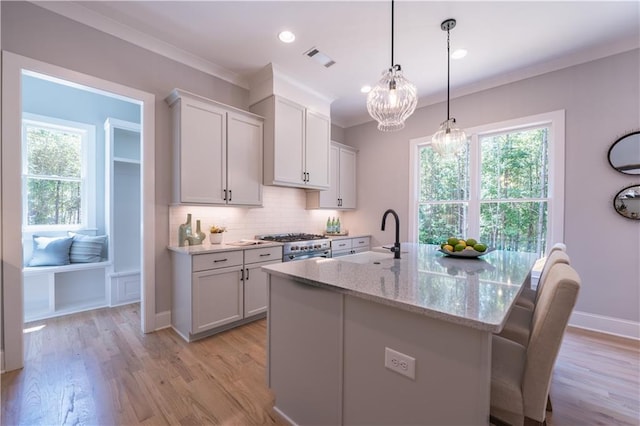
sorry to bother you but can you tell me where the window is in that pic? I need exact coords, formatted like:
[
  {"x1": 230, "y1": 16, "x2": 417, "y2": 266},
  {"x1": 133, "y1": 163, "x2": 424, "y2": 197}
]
[
  {"x1": 22, "y1": 114, "x2": 96, "y2": 231},
  {"x1": 410, "y1": 111, "x2": 564, "y2": 255}
]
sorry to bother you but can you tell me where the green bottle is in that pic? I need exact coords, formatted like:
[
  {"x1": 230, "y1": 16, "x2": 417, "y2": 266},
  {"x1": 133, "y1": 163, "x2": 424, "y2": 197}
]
[
  {"x1": 336, "y1": 217, "x2": 341, "y2": 234},
  {"x1": 326, "y1": 217, "x2": 332, "y2": 234}
]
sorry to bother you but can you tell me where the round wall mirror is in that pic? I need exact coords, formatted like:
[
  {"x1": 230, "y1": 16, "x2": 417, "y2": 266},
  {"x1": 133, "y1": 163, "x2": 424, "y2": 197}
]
[
  {"x1": 613, "y1": 184, "x2": 640, "y2": 220},
  {"x1": 608, "y1": 131, "x2": 640, "y2": 175}
]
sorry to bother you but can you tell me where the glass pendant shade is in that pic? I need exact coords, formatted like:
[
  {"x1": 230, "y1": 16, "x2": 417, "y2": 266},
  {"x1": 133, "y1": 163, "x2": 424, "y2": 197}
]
[
  {"x1": 432, "y1": 18, "x2": 466, "y2": 157},
  {"x1": 367, "y1": 66, "x2": 418, "y2": 132},
  {"x1": 432, "y1": 118, "x2": 467, "y2": 157}
]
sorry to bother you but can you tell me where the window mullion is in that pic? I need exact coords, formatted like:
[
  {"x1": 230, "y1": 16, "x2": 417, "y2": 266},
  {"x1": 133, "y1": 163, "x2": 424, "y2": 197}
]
[{"x1": 468, "y1": 133, "x2": 480, "y2": 238}]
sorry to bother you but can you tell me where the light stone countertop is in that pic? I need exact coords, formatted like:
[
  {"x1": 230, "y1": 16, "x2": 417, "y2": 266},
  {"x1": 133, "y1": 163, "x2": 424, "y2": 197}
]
[
  {"x1": 168, "y1": 240, "x2": 282, "y2": 255},
  {"x1": 262, "y1": 243, "x2": 538, "y2": 332},
  {"x1": 325, "y1": 234, "x2": 371, "y2": 241}
]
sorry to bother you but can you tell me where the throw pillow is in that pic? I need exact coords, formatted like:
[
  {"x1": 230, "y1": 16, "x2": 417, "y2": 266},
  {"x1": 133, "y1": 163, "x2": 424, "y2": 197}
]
[
  {"x1": 28, "y1": 236, "x2": 74, "y2": 267},
  {"x1": 68, "y1": 233, "x2": 107, "y2": 263}
]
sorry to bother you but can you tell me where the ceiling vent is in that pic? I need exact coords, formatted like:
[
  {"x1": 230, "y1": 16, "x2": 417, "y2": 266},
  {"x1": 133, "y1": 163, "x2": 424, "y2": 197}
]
[{"x1": 305, "y1": 47, "x2": 336, "y2": 68}]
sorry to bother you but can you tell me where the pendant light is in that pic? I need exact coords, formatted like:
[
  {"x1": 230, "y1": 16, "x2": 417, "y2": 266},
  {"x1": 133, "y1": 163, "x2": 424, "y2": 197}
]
[
  {"x1": 432, "y1": 18, "x2": 466, "y2": 157},
  {"x1": 367, "y1": 0, "x2": 417, "y2": 132}
]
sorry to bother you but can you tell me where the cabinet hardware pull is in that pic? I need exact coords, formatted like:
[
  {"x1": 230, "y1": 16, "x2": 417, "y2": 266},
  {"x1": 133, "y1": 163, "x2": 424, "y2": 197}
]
[
  {"x1": 214, "y1": 258, "x2": 228, "y2": 263},
  {"x1": 307, "y1": 172, "x2": 310, "y2": 182},
  {"x1": 223, "y1": 189, "x2": 227, "y2": 201},
  {"x1": 338, "y1": 243, "x2": 346, "y2": 247},
  {"x1": 241, "y1": 269, "x2": 244, "y2": 281},
  {"x1": 302, "y1": 172, "x2": 306, "y2": 182},
  {"x1": 259, "y1": 253, "x2": 271, "y2": 257},
  {"x1": 229, "y1": 189, "x2": 232, "y2": 202},
  {"x1": 246, "y1": 268, "x2": 250, "y2": 280}
]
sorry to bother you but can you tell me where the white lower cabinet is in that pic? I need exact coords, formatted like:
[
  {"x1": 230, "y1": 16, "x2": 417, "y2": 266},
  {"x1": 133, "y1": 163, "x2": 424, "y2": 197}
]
[
  {"x1": 331, "y1": 236, "x2": 371, "y2": 257},
  {"x1": 192, "y1": 265, "x2": 243, "y2": 333},
  {"x1": 171, "y1": 245, "x2": 281, "y2": 342},
  {"x1": 244, "y1": 260, "x2": 278, "y2": 317}
]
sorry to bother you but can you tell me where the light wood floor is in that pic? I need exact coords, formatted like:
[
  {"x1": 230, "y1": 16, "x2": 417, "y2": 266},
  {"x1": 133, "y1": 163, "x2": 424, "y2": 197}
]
[{"x1": 2, "y1": 304, "x2": 639, "y2": 425}]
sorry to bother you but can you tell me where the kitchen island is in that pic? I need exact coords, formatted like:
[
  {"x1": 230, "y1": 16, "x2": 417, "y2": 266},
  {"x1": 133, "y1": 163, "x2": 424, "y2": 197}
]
[{"x1": 262, "y1": 244, "x2": 537, "y2": 425}]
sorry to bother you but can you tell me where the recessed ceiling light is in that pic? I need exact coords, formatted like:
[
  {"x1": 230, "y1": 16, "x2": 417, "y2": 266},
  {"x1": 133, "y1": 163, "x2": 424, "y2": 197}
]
[
  {"x1": 361, "y1": 85, "x2": 372, "y2": 94},
  {"x1": 278, "y1": 31, "x2": 296, "y2": 43},
  {"x1": 452, "y1": 49, "x2": 467, "y2": 59}
]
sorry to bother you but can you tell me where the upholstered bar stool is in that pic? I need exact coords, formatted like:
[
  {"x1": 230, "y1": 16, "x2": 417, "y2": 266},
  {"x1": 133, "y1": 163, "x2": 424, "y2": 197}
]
[
  {"x1": 490, "y1": 263, "x2": 581, "y2": 426},
  {"x1": 499, "y1": 250, "x2": 572, "y2": 346},
  {"x1": 516, "y1": 243, "x2": 567, "y2": 310}
]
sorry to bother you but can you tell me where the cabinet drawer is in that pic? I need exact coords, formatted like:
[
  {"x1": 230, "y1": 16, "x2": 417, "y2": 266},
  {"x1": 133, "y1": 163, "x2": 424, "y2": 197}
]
[
  {"x1": 245, "y1": 246, "x2": 282, "y2": 264},
  {"x1": 352, "y1": 237, "x2": 370, "y2": 249},
  {"x1": 192, "y1": 251, "x2": 243, "y2": 272},
  {"x1": 332, "y1": 239, "x2": 352, "y2": 251}
]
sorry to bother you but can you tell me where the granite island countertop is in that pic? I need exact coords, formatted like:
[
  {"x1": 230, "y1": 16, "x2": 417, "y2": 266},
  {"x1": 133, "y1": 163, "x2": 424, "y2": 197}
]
[{"x1": 263, "y1": 243, "x2": 538, "y2": 332}]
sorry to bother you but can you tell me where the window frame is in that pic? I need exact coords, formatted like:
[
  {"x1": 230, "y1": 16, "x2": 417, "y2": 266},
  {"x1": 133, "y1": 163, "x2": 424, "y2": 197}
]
[
  {"x1": 21, "y1": 112, "x2": 96, "y2": 232},
  {"x1": 409, "y1": 110, "x2": 565, "y2": 252}
]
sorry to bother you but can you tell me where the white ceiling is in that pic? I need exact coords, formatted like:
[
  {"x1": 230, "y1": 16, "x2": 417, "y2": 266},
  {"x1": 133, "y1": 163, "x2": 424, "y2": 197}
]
[{"x1": 38, "y1": 1, "x2": 640, "y2": 128}]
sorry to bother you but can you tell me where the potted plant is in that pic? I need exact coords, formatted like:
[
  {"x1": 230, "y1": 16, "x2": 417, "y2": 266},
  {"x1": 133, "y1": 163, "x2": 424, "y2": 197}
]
[{"x1": 209, "y1": 225, "x2": 226, "y2": 244}]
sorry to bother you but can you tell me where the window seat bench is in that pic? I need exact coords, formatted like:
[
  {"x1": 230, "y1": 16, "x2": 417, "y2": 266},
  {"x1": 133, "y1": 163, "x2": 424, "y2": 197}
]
[
  {"x1": 23, "y1": 260, "x2": 111, "y2": 276},
  {"x1": 23, "y1": 260, "x2": 112, "y2": 322}
]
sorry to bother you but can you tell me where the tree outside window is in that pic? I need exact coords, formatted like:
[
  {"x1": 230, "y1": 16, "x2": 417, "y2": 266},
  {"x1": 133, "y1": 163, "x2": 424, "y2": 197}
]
[
  {"x1": 22, "y1": 117, "x2": 91, "y2": 230},
  {"x1": 418, "y1": 126, "x2": 551, "y2": 255}
]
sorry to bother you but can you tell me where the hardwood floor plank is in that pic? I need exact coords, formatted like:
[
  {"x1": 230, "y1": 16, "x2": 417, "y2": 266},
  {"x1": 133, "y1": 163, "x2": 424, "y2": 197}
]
[{"x1": 2, "y1": 304, "x2": 637, "y2": 426}]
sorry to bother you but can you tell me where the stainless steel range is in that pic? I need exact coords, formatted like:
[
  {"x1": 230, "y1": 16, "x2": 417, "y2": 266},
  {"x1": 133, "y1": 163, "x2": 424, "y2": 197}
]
[{"x1": 256, "y1": 233, "x2": 331, "y2": 262}]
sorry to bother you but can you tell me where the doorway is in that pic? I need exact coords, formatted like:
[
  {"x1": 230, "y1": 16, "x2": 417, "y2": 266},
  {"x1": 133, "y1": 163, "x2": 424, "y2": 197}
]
[{"x1": 2, "y1": 51, "x2": 156, "y2": 372}]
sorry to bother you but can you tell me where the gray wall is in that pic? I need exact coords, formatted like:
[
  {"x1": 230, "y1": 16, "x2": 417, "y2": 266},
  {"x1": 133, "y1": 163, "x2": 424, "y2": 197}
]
[
  {"x1": 331, "y1": 123, "x2": 346, "y2": 144},
  {"x1": 343, "y1": 49, "x2": 640, "y2": 324},
  {"x1": 2, "y1": 1, "x2": 249, "y2": 313}
]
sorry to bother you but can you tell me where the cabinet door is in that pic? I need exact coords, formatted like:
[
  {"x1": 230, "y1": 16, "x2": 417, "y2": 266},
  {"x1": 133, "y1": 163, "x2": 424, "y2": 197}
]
[
  {"x1": 192, "y1": 266, "x2": 243, "y2": 333},
  {"x1": 273, "y1": 97, "x2": 305, "y2": 185},
  {"x1": 227, "y1": 112, "x2": 263, "y2": 206},
  {"x1": 305, "y1": 110, "x2": 331, "y2": 189},
  {"x1": 319, "y1": 144, "x2": 340, "y2": 208},
  {"x1": 179, "y1": 98, "x2": 227, "y2": 204},
  {"x1": 244, "y1": 259, "x2": 281, "y2": 317},
  {"x1": 339, "y1": 147, "x2": 357, "y2": 209}
]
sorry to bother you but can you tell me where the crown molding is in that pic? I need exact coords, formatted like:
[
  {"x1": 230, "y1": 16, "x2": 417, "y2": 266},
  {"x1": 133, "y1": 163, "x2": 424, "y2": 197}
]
[{"x1": 31, "y1": 1, "x2": 249, "y2": 89}]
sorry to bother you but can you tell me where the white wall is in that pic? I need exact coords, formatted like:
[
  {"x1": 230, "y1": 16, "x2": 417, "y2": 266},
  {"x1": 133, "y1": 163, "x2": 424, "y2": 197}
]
[{"x1": 343, "y1": 49, "x2": 640, "y2": 334}]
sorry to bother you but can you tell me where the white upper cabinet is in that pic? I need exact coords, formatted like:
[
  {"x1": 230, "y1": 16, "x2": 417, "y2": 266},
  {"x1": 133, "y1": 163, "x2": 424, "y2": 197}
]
[
  {"x1": 167, "y1": 89, "x2": 263, "y2": 206},
  {"x1": 251, "y1": 96, "x2": 330, "y2": 190},
  {"x1": 307, "y1": 142, "x2": 357, "y2": 210},
  {"x1": 227, "y1": 112, "x2": 264, "y2": 205}
]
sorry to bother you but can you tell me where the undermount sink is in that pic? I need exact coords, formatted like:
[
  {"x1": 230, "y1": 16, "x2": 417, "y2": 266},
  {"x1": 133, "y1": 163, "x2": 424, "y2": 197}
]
[{"x1": 336, "y1": 251, "x2": 394, "y2": 264}]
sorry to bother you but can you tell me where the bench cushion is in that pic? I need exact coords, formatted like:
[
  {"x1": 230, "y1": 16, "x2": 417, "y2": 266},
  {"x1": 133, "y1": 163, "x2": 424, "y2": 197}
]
[
  {"x1": 69, "y1": 232, "x2": 107, "y2": 263},
  {"x1": 28, "y1": 235, "x2": 73, "y2": 267}
]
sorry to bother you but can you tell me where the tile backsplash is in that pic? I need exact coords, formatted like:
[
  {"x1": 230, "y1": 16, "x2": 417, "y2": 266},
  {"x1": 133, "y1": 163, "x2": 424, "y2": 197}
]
[{"x1": 169, "y1": 186, "x2": 338, "y2": 246}]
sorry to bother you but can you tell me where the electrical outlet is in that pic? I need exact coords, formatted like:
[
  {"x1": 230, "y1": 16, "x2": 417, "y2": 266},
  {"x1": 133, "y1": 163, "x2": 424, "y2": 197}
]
[{"x1": 384, "y1": 347, "x2": 416, "y2": 380}]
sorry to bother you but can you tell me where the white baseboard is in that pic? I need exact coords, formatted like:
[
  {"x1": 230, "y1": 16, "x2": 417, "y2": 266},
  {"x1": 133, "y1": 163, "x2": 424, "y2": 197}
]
[
  {"x1": 274, "y1": 406, "x2": 299, "y2": 426},
  {"x1": 155, "y1": 310, "x2": 171, "y2": 330},
  {"x1": 570, "y1": 310, "x2": 640, "y2": 340}
]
